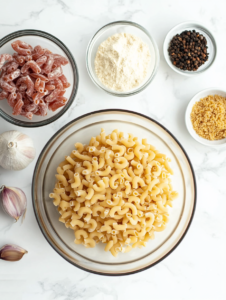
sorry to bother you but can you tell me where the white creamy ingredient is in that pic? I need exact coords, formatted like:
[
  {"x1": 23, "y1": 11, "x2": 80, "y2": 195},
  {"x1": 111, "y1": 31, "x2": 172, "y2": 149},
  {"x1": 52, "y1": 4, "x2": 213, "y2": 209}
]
[{"x1": 94, "y1": 33, "x2": 151, "y2": 92}]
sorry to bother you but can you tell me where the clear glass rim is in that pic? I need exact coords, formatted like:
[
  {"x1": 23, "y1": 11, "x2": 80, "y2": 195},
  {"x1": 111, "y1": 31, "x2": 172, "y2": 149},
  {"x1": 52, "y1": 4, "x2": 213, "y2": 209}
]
[
  {"x1": 32, "y1": 109, "x2": 197, "y2": 276},
  {"x1": 0, "y1": 29, "x2": 79, "y2": 127},
  {"x1": 86, "y1": 20, "x2": 160, "y2": 97},
  {"x1": 163, "y1": 20, "x2": 217, "y2": 76}
]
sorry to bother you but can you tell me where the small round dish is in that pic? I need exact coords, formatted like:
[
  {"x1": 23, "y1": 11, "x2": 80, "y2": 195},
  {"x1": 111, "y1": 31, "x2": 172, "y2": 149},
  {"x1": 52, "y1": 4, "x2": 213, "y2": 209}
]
[
  {"x1": 32, "y1": 109, "x2": 196, "y2": 276},
  {"x1": 86, "y1": 21, "x2": 159, "y2": 97},
  {"x1": 163, "y1": 21, "x2": 217, "y2": 76},
  {"x1": 185, "y1": 88, "x2": 226, "y2": 146},
  {"x1": 0, "y1": 29, "x2": 79, "y2": 127}
]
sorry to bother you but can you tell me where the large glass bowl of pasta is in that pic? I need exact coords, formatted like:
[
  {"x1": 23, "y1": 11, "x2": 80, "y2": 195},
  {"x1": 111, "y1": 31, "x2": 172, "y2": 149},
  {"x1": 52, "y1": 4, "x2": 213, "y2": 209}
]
[
  {"x1": 32, "y1": 109, "x2": 196, "y2": 275},
  {"x1": 0, "y1": 29, "x2": 78, "y2": 127}
]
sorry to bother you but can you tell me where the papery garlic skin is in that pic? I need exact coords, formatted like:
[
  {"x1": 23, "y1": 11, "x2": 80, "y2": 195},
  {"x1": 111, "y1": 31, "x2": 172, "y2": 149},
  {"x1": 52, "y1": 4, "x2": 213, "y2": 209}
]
[
  {"x1": 0, "y1": 130, "x2": 36, "y2": 170},
  {"x1": 0, "y1": 186, "x2": 27, "y2": 221},
  {"x1": 0, "y1": 244, "x2": 27, "y2": 262}
]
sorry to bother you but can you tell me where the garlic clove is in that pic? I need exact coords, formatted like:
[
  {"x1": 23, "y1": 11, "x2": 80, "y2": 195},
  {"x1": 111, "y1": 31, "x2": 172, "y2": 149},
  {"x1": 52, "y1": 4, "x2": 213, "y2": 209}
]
[
  {"x1": 0, "y1": 244, "x2": 28, "y2": 262},
  {"x1": 0, "y1": 130, "x2": 35, "y2": 170},
  {"x1": 0, "y1": 185, "x2": 27, "y2": 221}
]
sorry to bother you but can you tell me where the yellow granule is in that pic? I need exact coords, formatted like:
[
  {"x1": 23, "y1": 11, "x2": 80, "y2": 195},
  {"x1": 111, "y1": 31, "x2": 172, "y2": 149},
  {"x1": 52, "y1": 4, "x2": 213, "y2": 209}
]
[{"x1": 190, "y1": 94, "x2": 226, "y2": 140}]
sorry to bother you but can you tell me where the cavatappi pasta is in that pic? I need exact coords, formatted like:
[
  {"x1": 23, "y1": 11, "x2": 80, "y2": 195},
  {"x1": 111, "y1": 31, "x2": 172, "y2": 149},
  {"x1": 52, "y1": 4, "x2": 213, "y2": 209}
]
[{"x1": 49, "y1": 129, "x2": 178, "y2": 257}]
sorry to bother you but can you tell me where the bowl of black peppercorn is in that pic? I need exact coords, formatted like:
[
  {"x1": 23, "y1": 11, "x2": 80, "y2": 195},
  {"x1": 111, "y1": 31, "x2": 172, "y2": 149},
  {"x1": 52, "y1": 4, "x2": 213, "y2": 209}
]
[{"x1": 163, "y1": 21, "x2": 217, "y2": 76}]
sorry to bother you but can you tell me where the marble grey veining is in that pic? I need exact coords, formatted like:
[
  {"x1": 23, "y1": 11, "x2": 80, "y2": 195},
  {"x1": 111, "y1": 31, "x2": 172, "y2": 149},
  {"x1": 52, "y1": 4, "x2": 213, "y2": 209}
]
[{"x1": 0, "y1": 0, "x2": 226, "y2": 299}]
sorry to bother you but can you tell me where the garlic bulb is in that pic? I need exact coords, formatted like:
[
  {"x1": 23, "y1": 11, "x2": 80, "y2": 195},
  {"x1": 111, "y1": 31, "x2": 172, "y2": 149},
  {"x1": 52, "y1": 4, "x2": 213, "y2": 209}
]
[
  {"x1": 0, "y1": 130, "x2": 35, "y2": 170},
  {"x1": 0, "y1": 185, "x2": 27, "y2": 221},
  {"x1": 0, "y1": 244, "x2": 27, "y2": 262}
]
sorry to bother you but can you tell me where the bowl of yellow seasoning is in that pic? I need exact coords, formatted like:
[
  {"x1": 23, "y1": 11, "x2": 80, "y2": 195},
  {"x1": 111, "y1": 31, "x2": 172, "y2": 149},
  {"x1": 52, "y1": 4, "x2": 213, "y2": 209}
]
[
  {"x1": 185, "y1": 87, "x2": 226, "y2": 146},
  {"x1": 86, "y1": 21, "x2": 159, "y2": 97}
]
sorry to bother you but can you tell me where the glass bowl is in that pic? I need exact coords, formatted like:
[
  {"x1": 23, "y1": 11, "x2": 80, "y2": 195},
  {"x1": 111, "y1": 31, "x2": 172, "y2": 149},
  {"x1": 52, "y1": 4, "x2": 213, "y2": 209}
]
[
  {"x1": 163, "y1": 21, "x2": 217, "y2": 76},
  {"x1": 32, "y1": 109, "x2": 196, "y2": 276},
  {"x1": 0, "y1": 29, "x2": 79, "y2": 127},
  {"x1": 185, "y1": 87, "x2": 226, "y2": 146},
  {"x1": 86, "y1": 21, "x2": 159, "y2": 97}
]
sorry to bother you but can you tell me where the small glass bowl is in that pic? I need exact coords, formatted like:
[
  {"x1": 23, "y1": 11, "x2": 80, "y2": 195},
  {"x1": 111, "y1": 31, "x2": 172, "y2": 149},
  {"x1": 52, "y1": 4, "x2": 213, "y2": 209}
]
[
  {"x1": 163, "y1": 21, "x2": 217, "y2": 76},
  {"x1": 86, "y1": 21, "x2": 159, "y2": 97},
  {"x1": 0, "y1": 29, "x2": 79, "y2": 127}
]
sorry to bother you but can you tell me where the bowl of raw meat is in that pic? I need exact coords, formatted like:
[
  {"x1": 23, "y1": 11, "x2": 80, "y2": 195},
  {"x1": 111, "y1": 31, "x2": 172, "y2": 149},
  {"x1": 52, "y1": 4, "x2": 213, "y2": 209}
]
[{"x1": 0, "y1": 30, "x2": 79, "y2": 127}]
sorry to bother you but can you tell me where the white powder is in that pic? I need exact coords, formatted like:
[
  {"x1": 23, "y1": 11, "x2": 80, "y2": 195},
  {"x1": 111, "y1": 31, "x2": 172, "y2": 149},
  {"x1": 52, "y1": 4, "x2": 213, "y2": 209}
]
[{"x1": 94, "y1": 33, "x2": 151, "y2": 92}]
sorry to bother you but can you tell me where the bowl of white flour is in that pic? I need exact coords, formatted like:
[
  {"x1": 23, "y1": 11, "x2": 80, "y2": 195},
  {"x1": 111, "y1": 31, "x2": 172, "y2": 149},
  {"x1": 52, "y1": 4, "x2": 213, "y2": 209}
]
[{"x1": 86, "y1": 21, "x2": 159, "y2": 97}]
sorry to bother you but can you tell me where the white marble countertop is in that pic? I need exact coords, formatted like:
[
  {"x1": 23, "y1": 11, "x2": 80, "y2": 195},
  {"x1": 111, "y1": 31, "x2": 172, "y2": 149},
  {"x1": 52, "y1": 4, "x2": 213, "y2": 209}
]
[{"x1": 0, "y1": 0, "x2": 226, "y2": 299}]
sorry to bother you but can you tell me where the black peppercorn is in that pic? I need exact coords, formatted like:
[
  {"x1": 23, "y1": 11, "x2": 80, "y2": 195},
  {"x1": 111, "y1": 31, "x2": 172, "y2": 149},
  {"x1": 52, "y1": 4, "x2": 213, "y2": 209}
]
[{"x1": 168, "y1": 29, "x2": 209, "y2": 71}]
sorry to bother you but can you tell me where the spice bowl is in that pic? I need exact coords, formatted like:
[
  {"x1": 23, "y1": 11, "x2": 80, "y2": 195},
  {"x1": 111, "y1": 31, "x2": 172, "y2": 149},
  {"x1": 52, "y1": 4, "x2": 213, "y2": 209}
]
[
  {"x1": 86, "y1": 21, "x2": 159, "y2": 97},
  {"x1": 163, "y1": 21, "x2": 217, "y2": 76},
  {"x1": 0, "y1": 29, "x2": 79, "y2": 127},
  {"x1": 185, "y1": 88, "x2": 226, "y2": 146}
]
